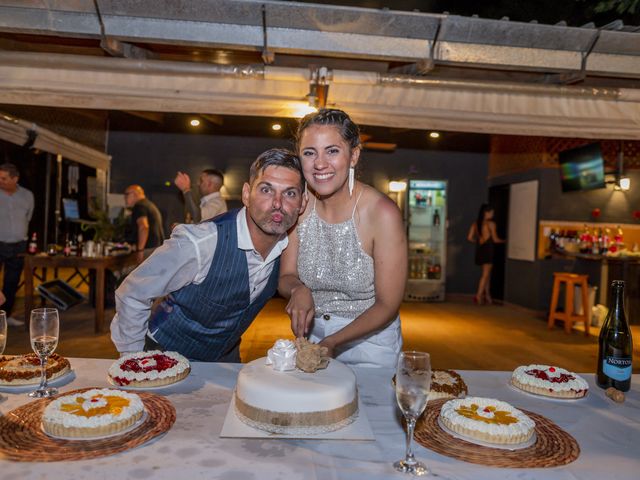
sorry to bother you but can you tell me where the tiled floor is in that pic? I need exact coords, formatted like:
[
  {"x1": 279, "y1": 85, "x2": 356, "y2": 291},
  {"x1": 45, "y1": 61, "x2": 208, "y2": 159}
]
[{"x1": 5, "y1": 297, "x2": 637, "y2": 373}]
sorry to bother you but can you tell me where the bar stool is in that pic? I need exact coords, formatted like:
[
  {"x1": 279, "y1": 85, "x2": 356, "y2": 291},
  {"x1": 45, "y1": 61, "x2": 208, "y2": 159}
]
[{"x1": 547, "y1": 273, "x2": 590, "y2": 335}]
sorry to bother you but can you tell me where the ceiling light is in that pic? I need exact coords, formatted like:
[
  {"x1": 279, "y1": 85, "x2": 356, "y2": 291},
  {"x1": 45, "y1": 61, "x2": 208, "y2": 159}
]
[
  {"x1": 291, "y1": 103, "x2": 318, "y2": 118},
  {"x1": 389, "y1": 181, "x2": 407, "y2": 193},
  {"x1": 189, "y1": 118, "x2": 200, "y2": 127},
  {"x1": 272, "y1": 123, "x2": 282, "y2": 131},
  {"x1": 429, "y1": 132, "x2": 440, "y2": 139},
  {"x1": 619, "y1": 177, "x2": 630, "y2": 191}
]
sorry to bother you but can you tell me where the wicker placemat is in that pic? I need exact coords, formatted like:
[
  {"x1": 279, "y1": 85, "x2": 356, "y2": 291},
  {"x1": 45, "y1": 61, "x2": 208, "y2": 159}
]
[
  {"x1": 0, "y1": 387, "x2": 176, "y2": 462},
  {"x1": 414, "y1": 399, "x2": 580, "y2": 468}
]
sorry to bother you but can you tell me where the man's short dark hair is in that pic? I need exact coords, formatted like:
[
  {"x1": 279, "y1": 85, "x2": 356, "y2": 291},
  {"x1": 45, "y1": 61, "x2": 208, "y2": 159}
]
[
  {"x1": 0, "y1": 163, "x2": 19, "y2": 178},
  {"x1": 249, "y1": 148, "x2": 304, "y2": 189},
  {"x1": 202, "y1": 168, "x2": 224, "y2": 185}
]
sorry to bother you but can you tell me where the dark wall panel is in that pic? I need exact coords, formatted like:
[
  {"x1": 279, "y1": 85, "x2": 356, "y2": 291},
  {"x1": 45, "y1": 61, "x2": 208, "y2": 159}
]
[{"x1": 108, "y1": 131, "x2": 489, "y2": 294}]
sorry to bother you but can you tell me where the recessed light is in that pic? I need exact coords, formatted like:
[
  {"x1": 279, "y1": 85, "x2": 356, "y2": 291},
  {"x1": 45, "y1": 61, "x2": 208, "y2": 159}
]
[
  {"x1": 272, "y1": 123, "x2": 282, "y2": 131},
  {"x1": 429, "y1": 132, "x2": 440, "y2": 139},
  {"x1": 189, "y1": 118, "x2": 200, "y2": 127}
]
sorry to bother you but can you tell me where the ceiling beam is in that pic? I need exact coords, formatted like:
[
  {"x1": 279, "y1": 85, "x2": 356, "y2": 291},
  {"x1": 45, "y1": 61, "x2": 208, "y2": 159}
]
[{"x1": 0, "y1": 1, "x2": 638, "y2": 78}]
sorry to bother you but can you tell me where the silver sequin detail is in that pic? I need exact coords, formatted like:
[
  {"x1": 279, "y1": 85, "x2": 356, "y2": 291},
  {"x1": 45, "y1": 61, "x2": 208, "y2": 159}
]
[{"x1": 297, "y1": 205, "x2": 375, "y2": 319}]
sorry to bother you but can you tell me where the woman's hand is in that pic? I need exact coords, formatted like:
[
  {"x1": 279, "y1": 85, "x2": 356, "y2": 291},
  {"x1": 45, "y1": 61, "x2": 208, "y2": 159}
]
[
  {"x1": 319, "y1": 337, "x2": 336, "y2": 358},
  {"x1": 285, "y1": 285, "x2": 315, "y2": 337}
]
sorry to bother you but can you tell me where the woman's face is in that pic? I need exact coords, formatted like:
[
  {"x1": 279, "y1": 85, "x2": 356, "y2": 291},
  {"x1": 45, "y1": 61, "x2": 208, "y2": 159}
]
[
  {"x1": 299, "y1": 124, "x2": 359, "y2": 197},
  {"x1": 484, "y1": 209, "x2": 494, "y2": 220}
]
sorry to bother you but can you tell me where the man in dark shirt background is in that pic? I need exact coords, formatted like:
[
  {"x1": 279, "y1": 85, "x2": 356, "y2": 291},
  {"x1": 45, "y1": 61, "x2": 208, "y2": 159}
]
[{"x1": 124, "y1": 185, "x2": 164, "y2": 250}]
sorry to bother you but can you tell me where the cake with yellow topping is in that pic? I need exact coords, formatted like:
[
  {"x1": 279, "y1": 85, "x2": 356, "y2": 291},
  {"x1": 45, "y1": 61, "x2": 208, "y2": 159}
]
[
  {"x1": 42, "y1": 388, "x2": 144, "y2": 438},
  {"x1": 439, "y1": 396, "x2": 535, "y2": 445}
]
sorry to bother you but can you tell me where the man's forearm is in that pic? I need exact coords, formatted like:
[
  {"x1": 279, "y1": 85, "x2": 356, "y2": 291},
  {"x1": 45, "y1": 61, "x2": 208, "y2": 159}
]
[
  {"x1": 183, "y1": 191, "x2": 201, "y2": 223},
  {"x1": 137, "y1": 226, "x2": 149, "y2": 250}
]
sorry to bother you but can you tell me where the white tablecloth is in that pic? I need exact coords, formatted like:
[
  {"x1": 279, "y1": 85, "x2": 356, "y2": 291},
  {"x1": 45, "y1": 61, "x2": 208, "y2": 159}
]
[{"x1": 0, "y1": 359, "x2": 638, "y2": 480}]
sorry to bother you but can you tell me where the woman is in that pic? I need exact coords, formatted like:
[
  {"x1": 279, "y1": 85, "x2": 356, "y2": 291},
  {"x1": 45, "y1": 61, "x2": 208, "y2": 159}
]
[
  {"x1": 278, "y1": 109, "x2": 407, "y2": 368},
  {"x1": 467, "y1": 204, "x2": 505, "y2": 305}
]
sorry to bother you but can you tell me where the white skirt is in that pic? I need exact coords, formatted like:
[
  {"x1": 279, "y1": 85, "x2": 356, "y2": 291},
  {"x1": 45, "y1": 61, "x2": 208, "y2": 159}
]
[{"x1": 309, "y1": 314, "x2": 402, "y2": 369}]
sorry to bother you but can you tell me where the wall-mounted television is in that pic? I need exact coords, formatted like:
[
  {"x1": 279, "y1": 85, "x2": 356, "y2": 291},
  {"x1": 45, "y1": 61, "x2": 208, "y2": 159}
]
[{"x1": 559, "y1": 143, "x2": 606, "y2": 192}]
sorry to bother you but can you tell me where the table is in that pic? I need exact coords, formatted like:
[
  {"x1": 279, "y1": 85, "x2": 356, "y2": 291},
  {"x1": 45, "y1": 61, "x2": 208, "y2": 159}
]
[
  {"x1": 22, "y1": 252, "x2": 147, "y2": 333},
  {"x1": 1, "y1": 359, "x2": 638, "y2": 479}
]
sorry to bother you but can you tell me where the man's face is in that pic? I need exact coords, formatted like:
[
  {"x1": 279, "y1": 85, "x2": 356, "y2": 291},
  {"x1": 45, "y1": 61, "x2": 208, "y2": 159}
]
[
  {"x1": 242, "y1": 165, "x2": 305, "y2": 238},
  {"x1": 124, "y1": 188, "x2": 138, "y2": 208},
  {"x1": 0, "y1": 170, "x2": 18, "y2": 193},
  {"x1": 198, "y1": 173, "x2": 211, "y2": 197}
]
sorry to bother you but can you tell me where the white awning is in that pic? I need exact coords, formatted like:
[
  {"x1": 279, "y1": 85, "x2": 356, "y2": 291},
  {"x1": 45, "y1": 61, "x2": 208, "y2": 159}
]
[{"x1": 0, "y1": 112, "x2": 111, "y2": 172}]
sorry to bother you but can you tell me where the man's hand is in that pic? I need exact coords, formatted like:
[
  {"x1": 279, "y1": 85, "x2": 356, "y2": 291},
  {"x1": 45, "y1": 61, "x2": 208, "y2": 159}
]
[{"x1": 174, "y1": 172, "x2": 192, "y2": 193}]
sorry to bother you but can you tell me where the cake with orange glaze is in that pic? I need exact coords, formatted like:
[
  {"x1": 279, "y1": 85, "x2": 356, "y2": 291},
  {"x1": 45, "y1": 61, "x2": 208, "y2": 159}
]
[
  {"x1": 42, "y1": 388, "x2": 144, "y2": 438},
  {"x1": 440, "y1": 396, "x2": 535, "y2": 445}
]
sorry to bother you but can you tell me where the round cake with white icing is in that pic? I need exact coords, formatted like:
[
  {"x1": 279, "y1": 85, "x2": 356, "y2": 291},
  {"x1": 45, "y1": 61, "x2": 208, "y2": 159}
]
[
  {"x1": 440, "y1": 396, "x2": 535, "y2": 445},
  {"x1": 511, "y1": 364, "x2": 589, "y2": 399},
  {"x1": 42, "y1": 388, "x2": 144, "y2": 438},
  {"x1": 234, "y1": 357, "x2": 358, "y2": 434},
  {"x1": 108, "y1": 351, "x2": 190, "y2": 387}
]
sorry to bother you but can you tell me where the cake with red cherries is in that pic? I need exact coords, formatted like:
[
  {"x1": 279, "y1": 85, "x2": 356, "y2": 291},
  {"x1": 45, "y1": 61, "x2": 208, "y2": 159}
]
[
  {"x1": 108, "y1": 351, "x2": 190, "y2": 387},
  {"x1": 42, "y1": 388, "x2": 144, "y2": 438},
  {"x1": 440, "y1": 396, "x2": 535, "y2": 445},
  {"x1": 0, "y1": 353, "x2": 70, "y2": 385},
  {"x1": 511, "y1": 364, "x2": 589, "y2": 399}
]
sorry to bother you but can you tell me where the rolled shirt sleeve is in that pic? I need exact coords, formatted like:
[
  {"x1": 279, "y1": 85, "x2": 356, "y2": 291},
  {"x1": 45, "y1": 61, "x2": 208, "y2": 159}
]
[{"x1": 110, "y1": 222, "x2": 218, "y2": 353}]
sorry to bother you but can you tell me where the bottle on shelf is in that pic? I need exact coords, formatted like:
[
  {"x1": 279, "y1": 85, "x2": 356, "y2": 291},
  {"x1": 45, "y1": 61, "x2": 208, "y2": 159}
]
[
  {"x1": 597, "y1": 280, "x2": 633, "y2": 392},
  {"x1": 28, "y1": 232, "x2": 38, "y2": 254},
  {"x1": 591, "y1": 228, "x2": 600, "y2": 255},
  {"x1": 63, "y1": 237, "x2": 71, "y2": 257},
  {"x1": 76, "y1": 234, "x2": 83, "y2": 257}
]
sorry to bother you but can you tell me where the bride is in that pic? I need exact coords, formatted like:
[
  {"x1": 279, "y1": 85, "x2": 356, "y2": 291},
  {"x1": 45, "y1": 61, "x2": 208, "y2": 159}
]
[{"x1": 278, "y1": 109, "x2": 407, "y2": 368}]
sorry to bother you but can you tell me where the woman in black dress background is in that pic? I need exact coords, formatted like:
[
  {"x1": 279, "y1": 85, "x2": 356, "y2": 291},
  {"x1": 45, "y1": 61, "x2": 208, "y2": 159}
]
[{"x1": 467, "y1": 204, "x2": 505, "y2": 304}]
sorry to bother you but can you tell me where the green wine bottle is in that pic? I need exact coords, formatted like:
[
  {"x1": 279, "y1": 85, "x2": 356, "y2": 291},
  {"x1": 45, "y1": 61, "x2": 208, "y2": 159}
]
[{"x1": 597, "y1": 280, "x2": 633, "y2": 391}]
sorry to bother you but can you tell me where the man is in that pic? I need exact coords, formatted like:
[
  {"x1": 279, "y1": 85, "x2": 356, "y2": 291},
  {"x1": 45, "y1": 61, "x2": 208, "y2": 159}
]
[
  {"x1": 174, "y1": 168, "x2": 227, "y2": 222},
  {"x1": 124, "y1": 185, "x2": 165, "y2": 250},
  {"x1": 0, "y1": 163, "x2": 34, "y2": 327},
  {"x1": 111, "y1": 149, "x2": 306, "y2": 362}
]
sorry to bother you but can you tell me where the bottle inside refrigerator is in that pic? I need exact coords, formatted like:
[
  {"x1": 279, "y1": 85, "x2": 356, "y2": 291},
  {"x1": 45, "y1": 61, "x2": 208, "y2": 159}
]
[{"x1": 404, "y1": 180, "x2": 447, "y2": 301}]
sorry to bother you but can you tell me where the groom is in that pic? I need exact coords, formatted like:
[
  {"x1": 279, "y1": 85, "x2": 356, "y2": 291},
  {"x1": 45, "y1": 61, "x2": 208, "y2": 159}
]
[{"x1": 111, "y1": 148, "x2": 306, "y2": 362}]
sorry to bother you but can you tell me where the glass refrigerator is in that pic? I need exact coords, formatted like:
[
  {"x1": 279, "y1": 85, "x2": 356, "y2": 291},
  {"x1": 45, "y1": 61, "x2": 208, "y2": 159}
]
[{"x1": 404, "y1": 180, "x2": 447, "y2": 301}]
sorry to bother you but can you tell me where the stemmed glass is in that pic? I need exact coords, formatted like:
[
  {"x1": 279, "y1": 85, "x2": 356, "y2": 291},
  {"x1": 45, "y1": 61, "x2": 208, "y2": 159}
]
[
  {"x1": 28, "y1": 308, "x2": 59, "y2": 398},
  {"x1": 0, "y1": 311, "x2": 5, "y2": 400},
  {"x1": 394, "y1": 351, "x2": 432, "y2": 476},
  {"x1": 0, "y1": 310, "x2": 6, "y2": 355}
]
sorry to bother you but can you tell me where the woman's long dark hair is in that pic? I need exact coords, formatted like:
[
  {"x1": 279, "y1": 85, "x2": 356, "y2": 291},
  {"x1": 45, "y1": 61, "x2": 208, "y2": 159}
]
[{"x1": 476, "y1": 203, "x2": 494, "y2": 241}]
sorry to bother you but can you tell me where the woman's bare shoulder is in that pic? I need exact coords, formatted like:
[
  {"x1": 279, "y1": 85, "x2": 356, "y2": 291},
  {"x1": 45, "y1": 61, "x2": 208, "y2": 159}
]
[{"x1": 358, "y1": 184, "x2": 403, "y2": 225}]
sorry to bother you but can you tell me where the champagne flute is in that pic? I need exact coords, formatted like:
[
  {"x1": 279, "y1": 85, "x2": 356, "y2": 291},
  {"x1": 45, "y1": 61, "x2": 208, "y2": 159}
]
[
  {"x1": 394, "y1": 351, "x2": 432, "y2": 476},
  {"x1": 0, "y1": 310, "x2": 6, "y2": 355},
  {"x1": 0, "y1": 311, "x2": 5, "y2": 401},
  {"x1": 28, "y1": 308, "x2": 59, "y2": 398}
]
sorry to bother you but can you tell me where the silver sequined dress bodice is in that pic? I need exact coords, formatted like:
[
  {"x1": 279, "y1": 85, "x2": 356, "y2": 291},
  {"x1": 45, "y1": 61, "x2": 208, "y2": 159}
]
[{"x1": 297, "y1": 204, "x2": 375, "y2": 319}]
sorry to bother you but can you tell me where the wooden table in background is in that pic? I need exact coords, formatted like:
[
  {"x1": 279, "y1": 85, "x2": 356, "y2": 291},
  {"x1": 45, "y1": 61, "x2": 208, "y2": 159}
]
[{"x1": 22, "y1": 251, "x2": 147, "y2": 333}]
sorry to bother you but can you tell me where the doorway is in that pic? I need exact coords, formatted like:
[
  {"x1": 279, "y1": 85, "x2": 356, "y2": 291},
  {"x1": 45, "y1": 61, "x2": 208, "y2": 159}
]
[{"x1": 488, "y1": 185, "x2": 509, "y2": 301}]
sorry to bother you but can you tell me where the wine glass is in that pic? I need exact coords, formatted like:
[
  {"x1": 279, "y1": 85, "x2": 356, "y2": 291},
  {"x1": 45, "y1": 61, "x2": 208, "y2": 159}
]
[
  {"x1": 394, "y1": 351, "x2": 432, "y2": 476},
  {"x1": 0, "y1": 310, "x2": 6, "y2": 355},
  {"x1": 28, "y1": 308, "x2": 59, "y2": 398},
  {"x1": 0, "y1": 311, "x2": 5, "y2": 401}
]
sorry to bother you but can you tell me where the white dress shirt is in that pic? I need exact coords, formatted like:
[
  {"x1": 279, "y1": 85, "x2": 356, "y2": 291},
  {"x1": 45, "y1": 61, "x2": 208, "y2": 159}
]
[
  {"x1": 200, "y1": 191, "x2": 227, "y2": 221},
  {"x1": 110, "y1": 207, "x2": 288, "y2": 353}
]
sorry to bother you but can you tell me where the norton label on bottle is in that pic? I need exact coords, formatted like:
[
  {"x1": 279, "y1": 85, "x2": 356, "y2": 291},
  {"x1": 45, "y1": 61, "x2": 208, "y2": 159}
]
[{"x1": 602, "y1": 356, "x2": 632, "y2": 381}]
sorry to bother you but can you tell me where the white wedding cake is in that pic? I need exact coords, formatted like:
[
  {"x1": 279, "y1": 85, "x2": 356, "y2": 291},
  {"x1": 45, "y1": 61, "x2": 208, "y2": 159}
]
[{"x1": 234, "y1": 341, "x2": 358, "y2": 434}]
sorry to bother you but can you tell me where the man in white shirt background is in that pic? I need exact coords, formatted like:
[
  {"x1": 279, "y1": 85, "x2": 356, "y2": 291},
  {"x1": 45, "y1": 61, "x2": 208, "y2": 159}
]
[
  {"x1": 174, "y1": 168, "x2": 227, "y2": 223},
  {"x1": 0, "y1": 163, "x2": 34, "y2": 327}
]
